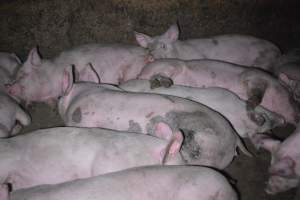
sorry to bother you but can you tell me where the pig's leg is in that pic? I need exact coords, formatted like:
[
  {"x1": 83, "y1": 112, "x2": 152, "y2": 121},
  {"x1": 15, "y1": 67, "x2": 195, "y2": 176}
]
[
  {"x1": 0, "y1": 184, "x2": 9, "y2": 200},
  {"x1": 245, "y1": 78, "x2": 268, "y2": 125},
  {"x1": 11, "y1": 123, "x2": 22, "y2": 136},
  {"x1": 15, "y1": 106, "x2": 31, "y2": 126},
  {"x1": 149, "y1": 74, "x2": 173, "y2": 89},
  {"x1": 11, "y1": 107, "x2": 30, "y2": 136}
]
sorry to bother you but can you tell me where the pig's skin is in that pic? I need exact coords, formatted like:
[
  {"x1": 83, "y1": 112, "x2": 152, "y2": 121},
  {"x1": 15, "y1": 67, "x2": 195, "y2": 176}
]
[
  {"x1": 8, "y1": 166, "x2": 238, "y2": 200},
  {"x1": 135, "y1": 24, "x2": 281, "y2": 70},
  {"x1": 252, "y1": 123, "x2": 300, "y2": 194},
  {"x1": 0, "y1": 53, "x2": 30, "y2": 137},
  {"x1": 138, "y1": 59, "x2": 298, "y2": 125},
  {"x1": 119, "y1": 79, "x2": 285, "y2": 138},
  {"x1": 0, "y1": 127, "x2": 184, "y2": 190},
  {"x1": 274, "y1": 49, "x2": 300, "y2": 102},
  {"x1": 58, "y1": 66, "x2": 250, "y2": 169},
  {"x1": 0, "y1": 93, "x2": 31, "y2": 137},
  {"x1": 6, "y1": 44, "x2": 152, "y2": 105},
  {"x1": 0, "y1": 52, "x2": 21, "y2": 79}
]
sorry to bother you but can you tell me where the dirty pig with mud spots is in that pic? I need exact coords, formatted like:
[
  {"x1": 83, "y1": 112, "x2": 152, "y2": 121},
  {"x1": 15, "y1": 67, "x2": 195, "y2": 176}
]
[{"x1": 58, "y1": 64, "x2": 251, "y2": 169}]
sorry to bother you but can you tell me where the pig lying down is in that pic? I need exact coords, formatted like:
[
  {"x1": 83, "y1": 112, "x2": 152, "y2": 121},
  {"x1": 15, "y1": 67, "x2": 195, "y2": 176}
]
[
  {"x1": 5, "y1": 166, "x2": 238, "y2": 200},
  {"x1": 0, "y1": 52, "x2": 31, "y2": 137},
  {"x1": 6, "y1": 44, "x2": 152, "y2": 105},
  {"x1": 0, "y1": 126, "x2": 183, "y2": 191},
  {"x1": 135, "y1": 24, "x2": 281, "y2": 70},
  {"x1": 252, "y1": 123, "x2": 300, "y2": 194},
  {"x1": 120, "y1": 79, "x2": 285, "y2": 138},
  {"x1": 58, "y1": 65, "x2": 250, "y2": 169},
  {"x1": 138, "y1": 59, "x2": 298, "y2": 125}
]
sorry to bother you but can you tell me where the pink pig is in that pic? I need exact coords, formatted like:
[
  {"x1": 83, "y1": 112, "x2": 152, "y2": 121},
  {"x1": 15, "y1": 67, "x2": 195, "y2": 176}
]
[
  {"x1": 135, "y1": 24, "x2": 281, "y2": 71},
  {"x1": 251, "y1": 123, "x2": 300, "y2": 194},
  {"x1": 0, "y1": 52, "x2": 31, "y2": 137},
  {"x1": 58, "y1": 64, "x2": 251, "y2": 169},
  {"x1": 138, "y1": 59, "x2": 298, "y2": 125},
  {"x1": 6, "y1": 44, "x2": 153, "y2": 105},
  {"x1": 0, "y1": 126, "x2": 183, "y2": 191},
  {"x1": 6, "y1": 166, "x2": 237, "y2": 200}
]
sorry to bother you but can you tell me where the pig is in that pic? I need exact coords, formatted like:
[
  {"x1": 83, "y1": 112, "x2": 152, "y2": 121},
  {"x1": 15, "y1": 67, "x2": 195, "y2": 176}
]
[
  {"x1": 0, "y1": 53, "x2": 30, "y2": 137},
  {"x1": 273, "y1": 49, "x2": 300, "y2": 102},
  {"x1": 6, "y1": 165, "x2": 238, "y2": 200},
  {"x1": 138, "y1": 59, "x2": 298, "y2": 125},
  {"x1": 251, "y1": 123, "x2": 300, "y2": 194},
  {"x1": 135, "y1": 24, "x2": 281, "y2": 70},
  {"x1": 0, "y1": 126, "x2": 183, "y2": 191},
  {"x1": 58, "y1": 64, "x2": 251, "y2": 169},
  {"x1": 6, "y1": 44, "x2": 152, "y2": 105},
  {"x1": 119, "y1": 79, "x2": 285, "y2": 138}
]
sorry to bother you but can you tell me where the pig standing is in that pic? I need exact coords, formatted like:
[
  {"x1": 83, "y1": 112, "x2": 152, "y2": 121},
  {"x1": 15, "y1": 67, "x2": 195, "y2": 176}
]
[
  {"x1": 251, "y1": 123, "x2": 300, "y2": 194},
  {"x1": 119, "y1": 79, "x2": 285, "y2": 138},
  {"x1": 135, "y1": 24, "x2": 281, "y2": 70},
  {"x1": 0, "y1": 126, "x2": 183, "y2": 191},
  {"x1": 6, "y1": 44, "x2": 152, "y2": 105},
  {"x1": 6, "y1": 165, "x2": 238, "y2": 200},
  {"x1": 138, "y1": 59, "x2": 298, "y2": 125},
  {"x1": 0, "y1": 53, "x2": 30, "y2": 137},
  {"x1": 274, "y1": 49, "x2": 300, "y2": 102},
  {"x1": 58, "y1": 64, "x2": 250, "y2": 169}
]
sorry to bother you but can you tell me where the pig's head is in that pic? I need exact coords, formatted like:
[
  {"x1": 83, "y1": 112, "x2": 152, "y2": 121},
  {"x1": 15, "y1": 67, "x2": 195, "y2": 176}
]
[
  {"x1": 5, "y1": 48, "x2": 65, "y2": 105},
  {"x1": 138, "y1": 59, "x2": 185, "y2": 80},
  {"x1": 251, "y1": 107, "x2": 286, "y2": 135},
  {"x1": 58, "y1": 63, "x2": 100, "y2": 118},
  {"x1": 135, "y1": 24, "x2": 179, "y2": 59},
  {"x1": 253, "y1": 134, "x2": 300, "y2": 193}
]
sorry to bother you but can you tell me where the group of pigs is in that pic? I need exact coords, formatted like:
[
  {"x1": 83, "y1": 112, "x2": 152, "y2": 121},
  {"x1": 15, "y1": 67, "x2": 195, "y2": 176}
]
[{"x1": 0, "y1": 24, "x2": 300, "y2": 199}]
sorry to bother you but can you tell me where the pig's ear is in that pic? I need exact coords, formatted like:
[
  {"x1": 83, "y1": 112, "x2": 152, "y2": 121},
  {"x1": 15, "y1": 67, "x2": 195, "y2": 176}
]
[
  {"x1": 153, "y1": 122, "x2": 173, "y2": 140},
  {"x1": 153, "y1": 122, "x2": 183, "y2": 158},
  {"x1": 162, "y1": 130, "x2": 183, "y2": 164},
  {"x1": 134, "y1": 31, "x2": 153, "y2": 48},
  {"x1": 162, "y1": 24, "x2": 179, "y2": 42},
  {"x1": 78, "y1": 63, "x2": 100, "y2": 83},
  {"x1": 11, "y1": 53, "x2": 22, "y2": 64},
  {"x1": 260, "y1": 137, "x2": 281, "y2": 153},
  {"x1": 26, "y1": 47, "x2": 42, "y2": 67},
  {"x1": 62, "y1": 66, "x2": 74, "y2": 95},
  {"x1": 166, "y1": 130, "x2": 183, "y2": 155},
  {"x1": 269, "y1": 157, "x2": 296, "y2": 177}
]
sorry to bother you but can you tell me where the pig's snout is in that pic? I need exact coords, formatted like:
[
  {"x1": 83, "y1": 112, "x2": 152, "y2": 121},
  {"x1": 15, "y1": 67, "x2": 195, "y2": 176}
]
[{"x1": 5, "y1": 83, "x2": 23, "y2": 97}]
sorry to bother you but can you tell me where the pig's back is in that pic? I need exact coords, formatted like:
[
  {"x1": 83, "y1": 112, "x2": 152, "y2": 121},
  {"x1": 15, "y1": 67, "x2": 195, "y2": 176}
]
[{"x1": 11, "y1": 166, "x2": 237, "y2": 200}]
